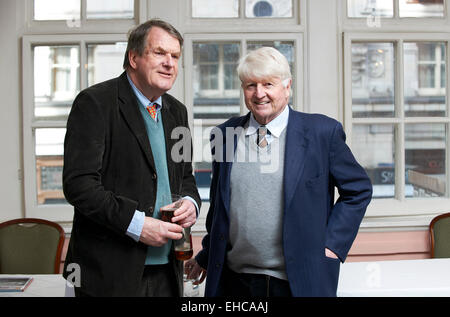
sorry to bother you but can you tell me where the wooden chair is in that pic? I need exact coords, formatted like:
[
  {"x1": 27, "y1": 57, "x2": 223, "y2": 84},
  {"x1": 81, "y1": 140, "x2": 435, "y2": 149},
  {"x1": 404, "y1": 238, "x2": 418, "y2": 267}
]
[
  {"x1": 0, "y1": 218, "x2": 65, "y2": 274},
  {"x1": 429, "y1": 212, "x2": 450, "y2": 258}
]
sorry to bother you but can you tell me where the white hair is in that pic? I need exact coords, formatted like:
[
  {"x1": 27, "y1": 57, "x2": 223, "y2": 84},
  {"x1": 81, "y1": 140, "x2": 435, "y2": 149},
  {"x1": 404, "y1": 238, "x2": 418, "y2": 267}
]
[{"x1": 237, "y1": 47, "x2": 292, "y2": 84}]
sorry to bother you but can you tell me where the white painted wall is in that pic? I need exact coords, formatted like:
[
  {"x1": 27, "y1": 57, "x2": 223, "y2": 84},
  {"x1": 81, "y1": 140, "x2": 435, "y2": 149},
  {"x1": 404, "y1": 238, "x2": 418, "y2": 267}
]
[
  {"x1": 0, "y1": 0, "x2": 25, "y2": 221},
  {"x1": 306, "y1": 0, "x2": 341, "y2": 120}
]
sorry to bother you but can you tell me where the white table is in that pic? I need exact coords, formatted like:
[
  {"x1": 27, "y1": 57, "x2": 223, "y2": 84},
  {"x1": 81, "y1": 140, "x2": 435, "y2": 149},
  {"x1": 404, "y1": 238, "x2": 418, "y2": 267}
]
[
  {"x1": 1, "y1": 258, "x2": 449, "y2": 297},
  {"x1": 337, "y1": 258, "x2": 450, "y2": 297},
  {"x1": 0, "y1": 274, "x2": 66, "y2": 297}
]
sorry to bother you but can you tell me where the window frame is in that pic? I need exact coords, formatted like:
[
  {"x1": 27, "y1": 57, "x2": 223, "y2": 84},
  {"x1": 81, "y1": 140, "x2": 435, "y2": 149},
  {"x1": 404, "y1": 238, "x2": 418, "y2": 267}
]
[
  {"x1": 343, "y1": 32, "x2": 450, "y2": 226},
  {"x1": 25, "y1": 0, "x2": 146, "y2": 34},
  {"x1": 180, "y1": 0, "x2": 305, "y2": 33},
  {"x1": 184, "y1": 32, "x2": 304, "y2": 232},
  {"x1": 344, "y1": 0, "x2": 449, "y2": 27},
  {"x1": 416, "y1": 42, "x2": 446, "y2": 95},
  {"x1": 22, "y1": 33, "x2": 128, "y2": 221}
]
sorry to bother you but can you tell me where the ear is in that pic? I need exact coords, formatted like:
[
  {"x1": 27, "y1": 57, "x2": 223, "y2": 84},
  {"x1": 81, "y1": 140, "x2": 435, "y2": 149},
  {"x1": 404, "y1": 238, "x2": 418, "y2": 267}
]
[
  {"x1": 282, "y1": 78, "x2": 292, "y2": 89},
  {"x1": 284, "y1": 78, "x2": 292, "y2": 98},
  {"x1": 128, "y1": 50, "x2": 138, "y2": 70}
]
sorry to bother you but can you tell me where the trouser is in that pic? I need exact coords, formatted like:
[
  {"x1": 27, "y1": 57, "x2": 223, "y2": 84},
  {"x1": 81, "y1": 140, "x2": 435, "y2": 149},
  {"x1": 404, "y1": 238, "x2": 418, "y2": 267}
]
[
  {"x1": 74, "y1": 264, "x2": 178, "y2": 297},
  {"x1": 222, "y1": 265, "x2": 292, "y2": 297}
]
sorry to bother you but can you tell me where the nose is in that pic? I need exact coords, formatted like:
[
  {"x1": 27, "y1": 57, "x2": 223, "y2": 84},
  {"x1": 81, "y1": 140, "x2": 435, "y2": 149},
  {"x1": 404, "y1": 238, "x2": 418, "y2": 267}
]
[
  {"x1": 163, "y1": 53, "x2": 175, "y2": 68},
  {"x1": 254, "y1": 84, "x2": 266, "y2": 99}
]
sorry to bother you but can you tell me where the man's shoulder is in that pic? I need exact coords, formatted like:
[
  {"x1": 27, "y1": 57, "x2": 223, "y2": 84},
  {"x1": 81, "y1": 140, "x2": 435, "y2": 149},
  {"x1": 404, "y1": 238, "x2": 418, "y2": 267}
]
[
  {"x1": 290, "y1": 109, "x2": 340, "y2": 129},
  {"x1": 216, "y1": 113, "x2": 250, "y2": 130},
  {"x1": 162, "y1": 93, "x2": 186, "y2": 109},
  {"x1": 79, "y1": 74, "x2": 122, "y2": 99}
]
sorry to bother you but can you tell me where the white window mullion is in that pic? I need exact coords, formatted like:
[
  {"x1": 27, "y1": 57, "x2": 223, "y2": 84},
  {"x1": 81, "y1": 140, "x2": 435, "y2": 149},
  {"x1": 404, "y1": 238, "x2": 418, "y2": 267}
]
[
  {"x1": 447, "y1": 122, "x2": 450, "y2": 197},
  {"x1": 80, "y1": 40, "x2": 87, "y2": 90},
  {"x1": 80, "y1": 0, "x2": 86, "y2": 23},
  {"x1": 396, "y1": 39, "x2": 406, "y2": 200},
  {"x1": 393, "y1": 0, "x2": 400, "y2": 19},
  {"x1": 240, "y1": 38, "x2": 247, "y2": 116},
  {"x1": 447, "y1": 40, "x2": 450, "y2": 197},
  {"x1": 343, "y1": 33, "x2": 353, "y2": 144},
  {"x1": 239, "y1": 0, "x2": 245, "y2": 19}
]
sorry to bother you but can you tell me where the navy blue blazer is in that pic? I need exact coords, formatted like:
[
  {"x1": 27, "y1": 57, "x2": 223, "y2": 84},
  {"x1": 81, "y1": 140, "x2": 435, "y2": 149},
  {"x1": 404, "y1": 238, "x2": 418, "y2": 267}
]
[{"x1": 195, "y1": 107, "x2": 372, "y2": 297}]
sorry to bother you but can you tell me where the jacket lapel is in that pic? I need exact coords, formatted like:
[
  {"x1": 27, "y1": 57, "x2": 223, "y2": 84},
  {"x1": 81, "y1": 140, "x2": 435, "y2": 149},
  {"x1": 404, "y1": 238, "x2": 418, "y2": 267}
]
[
  {"x1": 284, "y1": 108, "x2": 309, "y2": 210},
  {"x1": 160, "y1": 95, "x2": 178, "y2": 193},
  {"x1": 117, "y1": 72, "x2": 156, "y2": 173}
]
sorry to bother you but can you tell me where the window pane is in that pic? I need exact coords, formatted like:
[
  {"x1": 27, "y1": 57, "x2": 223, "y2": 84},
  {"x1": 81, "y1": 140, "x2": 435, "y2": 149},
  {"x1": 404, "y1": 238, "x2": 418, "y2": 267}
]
[
  {"x1": 399, "y1": 0, "x2": 444, "y2": 18},
  {"x1": 192, "y1": 0, "x2": 239, "y2": 18},
  {"x1": 34, "y1": 45, "x2": 80, "y2": 119},
  {"x1": 404, "y1": 42, "x2": 446, "y2": 117},
  {"x1": 35, "y1": 128, "x2": 67, "y2": 205},
  {"x1": 245, "y1": 0, "x2": 292, "y2": 18},
  {"x1": 193, "y1": 125, "x2": 214, "y2": 202},
  {"x1": 351, "y1": 42, "x2": 395, "y2": 118},
  {"x1": 87, "y1": 43, "x2": 127, "y2": 86},
  {"x1": 347, "y1": 0, "x2": 393, "y2": 17},
  {"x1": 352, "y1": 124, "x2": 396, "y2": 198},
  {"x1": 34, "y1": 0, "x2": 80, "y2": 20},
  {"x1": 192, "y1": 42, "x2": 241, "y2": 202},
  {"x1": 193, "y1": 43, "x2": 241, "y2": 119},
  {"x1": 86, "y1": 0, "x2": 134, "y2": 19},
  {"x1": 247, "y1": 41, "x2": 295, "y2": 103},
  {"x1": 406, "y1": 123, "x2": 446, "y2": 198}
]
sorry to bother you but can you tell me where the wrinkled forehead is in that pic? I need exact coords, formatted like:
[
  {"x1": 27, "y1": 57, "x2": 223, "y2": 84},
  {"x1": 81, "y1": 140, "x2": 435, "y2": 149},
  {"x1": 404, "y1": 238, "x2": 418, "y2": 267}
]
[
  {"x1": 145, "y1": 27, "x2": 181, "y2": 52},
  {"x1": 241, "y1": 75, "x2": 282, "y2": 84}
]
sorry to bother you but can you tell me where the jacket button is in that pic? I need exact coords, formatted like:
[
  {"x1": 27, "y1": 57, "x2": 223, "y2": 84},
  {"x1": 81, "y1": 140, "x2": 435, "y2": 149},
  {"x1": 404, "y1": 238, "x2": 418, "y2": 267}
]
[{"x1": 152, "y1": 173, "x2": 157, "y2": 180}]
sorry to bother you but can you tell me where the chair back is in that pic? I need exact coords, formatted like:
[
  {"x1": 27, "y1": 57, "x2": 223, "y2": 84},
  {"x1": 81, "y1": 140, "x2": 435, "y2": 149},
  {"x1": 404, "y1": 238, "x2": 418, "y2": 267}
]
[
  {"x1": 429, "y1": 212, "x2": 450, "y2": 258},
  {"x1": 0, "y1": 218, "x2": 65, "y2": 274}
]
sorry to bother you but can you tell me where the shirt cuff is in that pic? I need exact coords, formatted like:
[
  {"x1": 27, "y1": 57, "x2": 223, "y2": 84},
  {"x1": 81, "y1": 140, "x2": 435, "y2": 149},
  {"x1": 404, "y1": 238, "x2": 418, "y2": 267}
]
[
  {"x1": 183, "y1": 196, "x2": 199, "y2": 216},
  {"x1": 126, "y1": 210, "x2": 145, "y2": 242}
]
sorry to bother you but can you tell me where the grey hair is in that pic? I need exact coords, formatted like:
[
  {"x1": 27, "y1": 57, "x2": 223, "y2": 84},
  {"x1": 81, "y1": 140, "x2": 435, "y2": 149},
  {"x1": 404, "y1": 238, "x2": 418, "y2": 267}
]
[
  {"x1": 123, "y1": 19, "x2": 183, "y2": 69},
  {"x1": 237, "y1": 47, "x2": 291, "y2": 83}
]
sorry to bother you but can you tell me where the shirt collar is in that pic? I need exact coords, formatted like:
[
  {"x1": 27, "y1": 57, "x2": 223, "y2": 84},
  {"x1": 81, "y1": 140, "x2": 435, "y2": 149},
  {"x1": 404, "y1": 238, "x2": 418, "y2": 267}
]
[
  {"x1": 246, "y1": 105, "x2": 290, "y2": 138},
  {"x1": 126, "y1": 73, "x2": 162, "y2": 110}
]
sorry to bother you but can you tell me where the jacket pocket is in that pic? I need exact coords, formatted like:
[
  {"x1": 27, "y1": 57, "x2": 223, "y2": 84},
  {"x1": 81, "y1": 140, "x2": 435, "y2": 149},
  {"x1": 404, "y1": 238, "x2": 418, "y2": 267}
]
[{"x1": 306, "y1": 173, "x2": 326, "y2": 187}]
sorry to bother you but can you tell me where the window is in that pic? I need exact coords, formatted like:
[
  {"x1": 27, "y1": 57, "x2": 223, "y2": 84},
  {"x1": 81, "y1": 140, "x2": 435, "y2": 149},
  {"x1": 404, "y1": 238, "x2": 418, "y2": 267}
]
[
  {"x1": 349, "y1": 38, "x2": 448, "y2": 200},
  {"x1": 347, "y1": 0, "x2": 444, "y2": 18},
  {"x1": 34, "y1": 0, "x2": 134, "y2": 20},
  {"x1": 192, "y1": 0, "x2": 239, "y2": 18},
  {"x1": 191, "y1": 0, "x2": 293, "y2": 19},
  {"x1": 184, "y1": 0, "x2": 303, "y2": 32},
  {"x1": 344, "y1": 7, "x2": 450, "y2": 222},
  {"x1": 24, "y1": 37, "x2": 127, "y2": 220},
  {"x1": 22, "y1": 0, "x2": 139, "y2": 220},
  {"x1": 185, "y1": 33, "x2": 302, "y2": 205},
  {"x1": 183, "y1": 1, "x2": 304, "y2": 233},
  {"x1": 343, "y1": 1, "x2": 450, "y2": 226},
  {"x1": 28, "y1": 0, "x2": 138, "y2": 34}
]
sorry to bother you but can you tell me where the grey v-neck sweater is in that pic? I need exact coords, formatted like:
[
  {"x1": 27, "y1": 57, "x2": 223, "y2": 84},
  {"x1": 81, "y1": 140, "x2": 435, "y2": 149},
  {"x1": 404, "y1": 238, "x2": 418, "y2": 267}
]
[{"x1": 227, "y1": 127, "x2": 287, "y2": 280}]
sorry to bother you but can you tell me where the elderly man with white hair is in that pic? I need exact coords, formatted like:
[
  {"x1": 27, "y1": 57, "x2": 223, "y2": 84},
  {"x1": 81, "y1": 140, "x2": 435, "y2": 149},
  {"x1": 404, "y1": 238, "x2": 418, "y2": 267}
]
[{"x1": 186, "y1": 47, "x2": 372, "y2": 297}]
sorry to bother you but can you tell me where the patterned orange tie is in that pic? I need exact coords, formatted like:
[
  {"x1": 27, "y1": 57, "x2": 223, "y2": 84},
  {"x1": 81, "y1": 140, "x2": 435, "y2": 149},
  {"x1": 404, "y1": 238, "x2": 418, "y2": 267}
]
[{"x1": 146, "y1": 103, "x2": 157, "y2": 120}]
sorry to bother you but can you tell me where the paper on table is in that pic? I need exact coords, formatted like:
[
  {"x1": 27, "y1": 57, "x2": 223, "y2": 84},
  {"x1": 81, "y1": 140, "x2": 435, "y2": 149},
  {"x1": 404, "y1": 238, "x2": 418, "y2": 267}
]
[{"x1": 0, "y1": 277, "x2": 33, "y2": 292}]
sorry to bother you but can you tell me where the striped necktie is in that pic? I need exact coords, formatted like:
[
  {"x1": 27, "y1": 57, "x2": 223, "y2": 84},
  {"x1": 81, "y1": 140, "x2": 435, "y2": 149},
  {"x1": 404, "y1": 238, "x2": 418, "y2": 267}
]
[
  {"x1": 257, "y1": 126, "x2": 268, "y2": 148},
  {"x1": 146, "y1": 103, "x2": 157, "y2": 120}
]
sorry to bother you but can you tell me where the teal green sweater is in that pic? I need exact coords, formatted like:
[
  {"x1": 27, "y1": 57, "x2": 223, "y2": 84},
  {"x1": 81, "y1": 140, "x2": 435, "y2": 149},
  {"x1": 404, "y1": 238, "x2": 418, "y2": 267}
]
[{"x1": 138, "y1": 101, "x2": 172, "y2": 265}]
